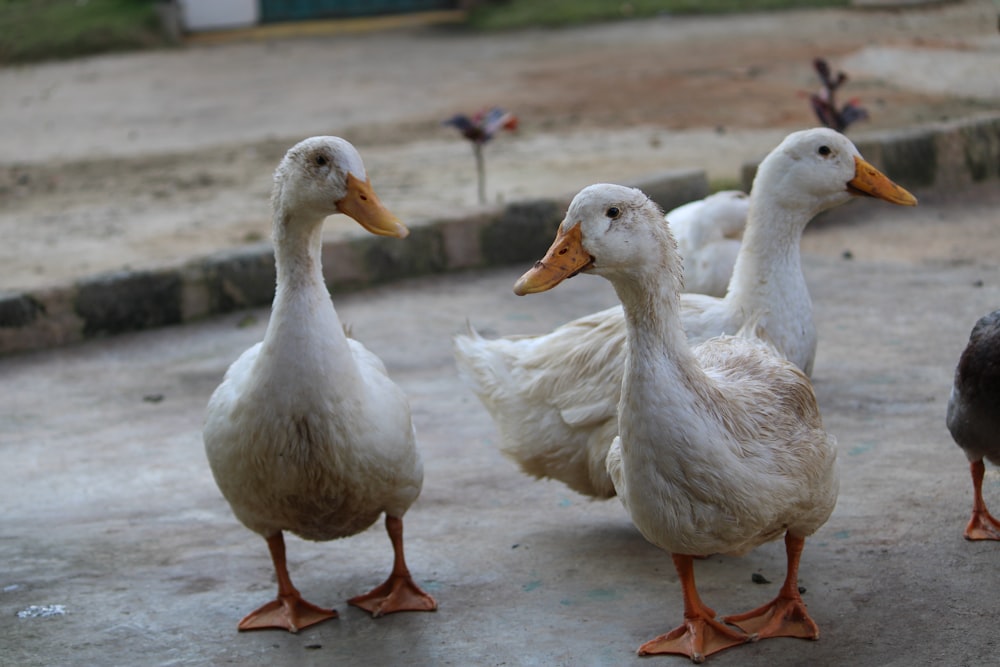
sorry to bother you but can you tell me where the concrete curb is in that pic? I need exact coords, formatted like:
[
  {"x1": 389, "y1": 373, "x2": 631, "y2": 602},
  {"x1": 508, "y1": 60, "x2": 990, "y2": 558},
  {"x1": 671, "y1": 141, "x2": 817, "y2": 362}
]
[
  {"x1": 3, "y1": 113, "x2": 999, "y2": 357},
  {"x1": 0, "y1": 169, "x2": 708, "y2": 356},
  {"x1": 739, "y1": 113, "x2": 1000, "y2": 193}
]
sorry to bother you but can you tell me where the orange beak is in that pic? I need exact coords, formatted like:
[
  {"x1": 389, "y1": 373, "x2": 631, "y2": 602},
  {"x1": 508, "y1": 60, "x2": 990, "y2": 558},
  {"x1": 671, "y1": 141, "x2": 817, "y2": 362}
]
[
  {"x1": 513, "y1": 224, "x2": 594, "y2": 295},
  {"x1": 336, "y1": 172, "x2": 409, "y2": 238},
  {"x1": 848, "y1": 156, "x2": 918, "y2": 206}
]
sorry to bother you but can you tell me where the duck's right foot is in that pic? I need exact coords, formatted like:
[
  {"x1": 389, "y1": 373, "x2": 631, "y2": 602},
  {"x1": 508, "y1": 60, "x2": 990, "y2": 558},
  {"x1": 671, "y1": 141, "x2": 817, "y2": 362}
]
[
  {"x1": 238, "y1": 594, "x2": 338, "y2": 633},
  {"x1": 638, "y1": 616, "x2": 749, "y2": 663}
]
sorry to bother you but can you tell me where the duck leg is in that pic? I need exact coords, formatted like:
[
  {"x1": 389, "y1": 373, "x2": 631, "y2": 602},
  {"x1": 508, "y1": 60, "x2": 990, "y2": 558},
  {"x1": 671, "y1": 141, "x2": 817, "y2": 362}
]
[
  {"x1": 238, "y1": 532, "x2": 338, "y2": 633},
  {"x1": 965, "y1": 460, "x2": 1000, "y2": 540},
  {"x1": 723, "y1": 532, "x2": 819, "y2": 640},
  {"x1": 348, "y1": 515, "x2": 438, "y2": 617},
  {"x1": 638, "y1": 554, "x2": 749, "y2": 663}
]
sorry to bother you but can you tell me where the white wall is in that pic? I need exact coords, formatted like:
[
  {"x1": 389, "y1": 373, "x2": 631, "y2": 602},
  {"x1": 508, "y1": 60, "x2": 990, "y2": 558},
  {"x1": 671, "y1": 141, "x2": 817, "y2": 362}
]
[{"x1": 177, "y1": 0, "x2": 260, "y2": 32}]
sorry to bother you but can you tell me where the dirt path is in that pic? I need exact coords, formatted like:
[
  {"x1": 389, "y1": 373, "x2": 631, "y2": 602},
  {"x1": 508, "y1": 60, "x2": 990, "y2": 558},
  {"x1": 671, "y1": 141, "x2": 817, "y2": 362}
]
[{"x1": 1, "y1": 1, "x2": 998, "y2": 292}]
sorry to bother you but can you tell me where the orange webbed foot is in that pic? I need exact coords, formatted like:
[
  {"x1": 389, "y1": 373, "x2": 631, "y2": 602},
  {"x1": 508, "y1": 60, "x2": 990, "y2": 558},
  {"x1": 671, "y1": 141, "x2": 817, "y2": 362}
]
[
  {"x1": 638, "y1": 615, "x2": 749, "y2": 663},
  {"x1": 725, "y1": 532, "x2": 822, "y2": 642},
  {"x1": 965, "y1": 509, "x2": 1000, "y2": 541},
  {"x1": 238, "y1": 594, "x2": 337, "y2": 633},
  {"x1": 723, "y1": 595, "x2": 819, "y2": 641},
  {"x1": 348, "y1": 573, "x2": 438, "y2": 618}
]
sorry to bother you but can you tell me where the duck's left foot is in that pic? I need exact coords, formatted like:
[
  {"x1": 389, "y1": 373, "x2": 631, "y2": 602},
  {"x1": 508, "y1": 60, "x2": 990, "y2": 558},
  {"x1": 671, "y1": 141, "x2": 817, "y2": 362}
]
[
  {"x1": 723, "y1": 595, "x2": 819, "y2": 641},
  {"x1": 348, "y1": 573, "x2": 438, "y2": 618}
]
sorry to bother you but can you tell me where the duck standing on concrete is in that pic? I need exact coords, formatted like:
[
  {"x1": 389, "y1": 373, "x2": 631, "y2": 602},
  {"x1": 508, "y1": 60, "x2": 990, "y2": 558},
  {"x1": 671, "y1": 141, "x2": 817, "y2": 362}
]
[
  {"x1": 946, "y1": 310, "x2": 1000, "y2": 541},
  {"x1": 514, "y1": 183, "x2": 839, "y2": 662},
  {"x1": 204, "y1": 136, "x2": 437, "y2": 633}
]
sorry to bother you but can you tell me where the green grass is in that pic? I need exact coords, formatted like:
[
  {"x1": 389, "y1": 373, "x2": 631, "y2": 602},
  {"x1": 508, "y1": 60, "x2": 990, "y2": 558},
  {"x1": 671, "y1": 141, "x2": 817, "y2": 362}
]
[
  {"x1": 0, "y1": 0, "x2": 173, "y2": 64},
  {"x1": 466, "y1": 0, "x2": 849, "y2": 31},
  {"x1": 0, "y1": 0, "x2": 852, "y2": 65},
  {"x1": 708, "y1": 177, "x2": 746, "y2": 194}
]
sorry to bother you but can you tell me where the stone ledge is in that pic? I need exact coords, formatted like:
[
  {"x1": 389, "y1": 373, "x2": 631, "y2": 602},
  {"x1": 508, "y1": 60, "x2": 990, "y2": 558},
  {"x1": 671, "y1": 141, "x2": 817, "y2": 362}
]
[
  {"x1": 0, "y1": 169, "x2": 707, "y2": 356},
  {"x1": 740, "y1": 114, "x2": 1000, "y2": 193},
  {"x1": 4, "y1": 111, "x2": 999, "y2": 357}
]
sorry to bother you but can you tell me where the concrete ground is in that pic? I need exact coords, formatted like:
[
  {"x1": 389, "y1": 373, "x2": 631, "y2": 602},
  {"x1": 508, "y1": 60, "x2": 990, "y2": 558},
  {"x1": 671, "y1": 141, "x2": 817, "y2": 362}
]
[{"x1": 3, "y1": 181, "x2": 1000, "y2": 666}]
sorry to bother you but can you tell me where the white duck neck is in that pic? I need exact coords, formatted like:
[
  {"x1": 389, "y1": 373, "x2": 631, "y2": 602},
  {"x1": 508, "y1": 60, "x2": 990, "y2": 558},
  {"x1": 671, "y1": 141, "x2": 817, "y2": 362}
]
[
  {"x1": 613, "y1": 259, "x2": 702, "y2": 393},
  {"x1": 261, "y1": 208, "x2": 353, "y2": 371},
  {"x1": 272, "y1": 206, "x2": 328, "y2": 288},
  {"x1": 724, "y1": 194, "x2": 809, "y2": 309},
  {"x1": 612, "y1": 265, "x2": 728, "y2": 490}
]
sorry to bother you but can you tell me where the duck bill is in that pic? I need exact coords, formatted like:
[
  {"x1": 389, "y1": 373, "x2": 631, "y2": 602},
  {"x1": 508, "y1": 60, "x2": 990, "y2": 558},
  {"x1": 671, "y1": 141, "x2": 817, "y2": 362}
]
[
  {"x1": 336, "y1": 172, "x2": 410, "y2": 238},
  {"x1": 514, "y1": 224, "x2": 594, "y2": 295},
  {"x1": 848, "y1": 156, "x2": 918, "y2": 206}
]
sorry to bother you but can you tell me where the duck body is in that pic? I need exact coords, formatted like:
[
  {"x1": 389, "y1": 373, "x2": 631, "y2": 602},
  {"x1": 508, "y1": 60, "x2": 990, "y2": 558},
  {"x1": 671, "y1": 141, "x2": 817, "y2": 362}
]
[
  {"x1": 205, "y1": 310, "x2": 422, "y2": 543},
  {"x1": 946, "y1": 310, "x2": 1000, "y2": 540},
  {"x1": 454, "y1": 311, "x2": 624, "y2": 498},
  {"x1": 456, "y1": 127, "x2": 916, "y2": 499},
  {"x1": 670, "y1": 190, "x2": 748, "y2": 298},
  {"x1": 204, "y1": 136, "x2": 435, "y2": 633},
  {"x1": 515, "y1": 183, "x2": 840, "y2": 661},
  {"x1": 609, "y1": 332, "x2": 838, "y2": 558}
]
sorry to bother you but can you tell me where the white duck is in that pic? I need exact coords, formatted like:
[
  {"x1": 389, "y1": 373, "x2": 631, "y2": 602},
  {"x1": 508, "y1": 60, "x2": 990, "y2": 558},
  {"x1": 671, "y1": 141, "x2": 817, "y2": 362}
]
[
  {"x1": 454, "y1": 127, "x2": 915, "y2": 499},
  {"x1": 514, "y1": 183, "x2": 840, "y2": 662},
  {"x1": 669, "y1": 190, "x2": 749, "y2": 297},
  {"x1": 946, "y1": 310, "x2": 1000, "y2": 541},
  {"x1": 203, "y1": 136, "x2": 437, "y2": 633}
]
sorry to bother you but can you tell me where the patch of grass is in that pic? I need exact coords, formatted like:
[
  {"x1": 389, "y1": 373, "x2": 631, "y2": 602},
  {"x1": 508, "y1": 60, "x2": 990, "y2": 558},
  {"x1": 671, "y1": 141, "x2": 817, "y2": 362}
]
[
  {"x1": 466, "y1": 0, "x2": 849, "y2": 31},
  {"x1": 0, "y1": 1, "x2": 852, "y2": 64},
  {"x1": 708, "y1": 177, "x2": 745, "y2": 194},
  {"x1": 0, "y1": 0, "x2": 174, "y2": 65}
]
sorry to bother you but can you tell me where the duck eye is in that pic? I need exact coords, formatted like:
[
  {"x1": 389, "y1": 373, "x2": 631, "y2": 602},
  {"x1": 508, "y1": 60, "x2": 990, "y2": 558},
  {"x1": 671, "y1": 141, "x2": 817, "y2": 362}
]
[
  {"x1": 817, "y1": 145, "x2": 832, "y2": 157},
  {"x1": 606, "y1": 206, "x2": 621, "y2": 219},
  {"x1": 315, "y1": 155, "x2": 328, "y2": 167}
]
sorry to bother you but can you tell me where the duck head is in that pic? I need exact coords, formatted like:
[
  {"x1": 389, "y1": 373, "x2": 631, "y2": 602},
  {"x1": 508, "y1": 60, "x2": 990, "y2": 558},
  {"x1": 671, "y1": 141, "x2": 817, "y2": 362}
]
[
  {"x1": 272, "y1": 136, "x2": 408, "y2": 238},
  {"x1": 754, "y1": 127, "x2": 916, "y2": 217},
  {"x1": 515, "y1": 184, "x2": 669, "y2": 295}
]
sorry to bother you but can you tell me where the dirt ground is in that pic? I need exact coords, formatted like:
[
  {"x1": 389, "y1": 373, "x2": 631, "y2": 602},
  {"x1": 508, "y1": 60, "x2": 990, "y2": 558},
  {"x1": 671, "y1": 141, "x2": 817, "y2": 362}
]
[{"x1": 1, "y1": 1, "x2": 999, "y2": 292}]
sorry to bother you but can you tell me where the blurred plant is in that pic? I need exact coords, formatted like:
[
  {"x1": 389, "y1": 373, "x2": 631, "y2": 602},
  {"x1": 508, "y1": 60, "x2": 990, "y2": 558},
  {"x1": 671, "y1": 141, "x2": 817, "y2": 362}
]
[
  {"x1": 443, "y1": 107, "x2": 519, "y2": 204},
  {"x1": 809, "y1": 57, "x2": 869, "y2": 133}
]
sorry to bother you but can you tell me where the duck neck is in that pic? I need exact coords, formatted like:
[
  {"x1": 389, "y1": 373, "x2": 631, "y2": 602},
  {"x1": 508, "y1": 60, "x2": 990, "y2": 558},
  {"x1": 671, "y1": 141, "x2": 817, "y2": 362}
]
[
  {"x1": 725, "y1": 195, "x2": 809, "y2": 310},
  {"x1": 613, "y1": 262, "x2": 732, "y2": 479},
  {"x1": 272, "y1": 210, "x2": 327, "y2": 296},
  {"x1": 261, "y1": 209, "x2": 351, "y2": 366},
  {"x1": 613, "y1": 264, "x2": 702, "y2": 401}
]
